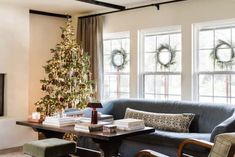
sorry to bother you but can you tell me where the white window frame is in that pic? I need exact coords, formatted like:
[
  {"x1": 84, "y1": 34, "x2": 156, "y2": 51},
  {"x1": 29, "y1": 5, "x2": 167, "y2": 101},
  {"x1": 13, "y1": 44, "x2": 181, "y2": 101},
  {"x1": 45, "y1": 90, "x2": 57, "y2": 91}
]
[
  {"x1": 139, "y1": 26, "x2": 182, "y2": 99},
  {"x1": 102, "y1": 31, "x2": 130, "y2": 100},
  {"x1": 193, "y1": 18, "x2": 235, "y2": 103}
]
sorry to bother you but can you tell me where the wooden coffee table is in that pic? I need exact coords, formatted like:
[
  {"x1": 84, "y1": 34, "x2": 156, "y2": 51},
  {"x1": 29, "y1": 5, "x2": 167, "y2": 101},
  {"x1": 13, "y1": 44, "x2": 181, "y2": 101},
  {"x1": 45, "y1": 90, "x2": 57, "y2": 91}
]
[{"x1": 16, "y1": 121, "x2": 155, "y2": 157}]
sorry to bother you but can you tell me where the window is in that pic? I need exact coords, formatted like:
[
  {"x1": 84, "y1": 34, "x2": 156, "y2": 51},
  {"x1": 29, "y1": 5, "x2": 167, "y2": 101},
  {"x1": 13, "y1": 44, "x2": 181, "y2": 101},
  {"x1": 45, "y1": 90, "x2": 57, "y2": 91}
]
[
  {"x1": 103, "y1": 32, "x2": 130, "y2": 100},
  {"x1": 140, "y1": 27, "x2": 182, "y2": 100},
  {"x1": 194, "y1": 20, "x2": 235, "y2": 104}
]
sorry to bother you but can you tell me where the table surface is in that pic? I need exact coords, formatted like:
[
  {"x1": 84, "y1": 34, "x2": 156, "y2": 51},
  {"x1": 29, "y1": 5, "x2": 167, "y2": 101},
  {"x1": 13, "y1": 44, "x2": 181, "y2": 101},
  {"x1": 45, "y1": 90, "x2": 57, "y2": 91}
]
[{"x1": 16, "y1": 121, "x2": 155, "y2": 141}]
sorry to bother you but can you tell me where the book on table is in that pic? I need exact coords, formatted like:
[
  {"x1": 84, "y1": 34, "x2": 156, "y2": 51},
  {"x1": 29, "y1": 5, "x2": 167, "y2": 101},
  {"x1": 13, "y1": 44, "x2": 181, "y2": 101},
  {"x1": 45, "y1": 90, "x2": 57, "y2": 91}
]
[
  {"x1": 74, "y1": 122, "x2": 103, "y2": 132},
  {"x1": 77, "y1": 114, "x2": 114, "y2": 123},
  {"x1": 42, "y1": 116, "x2": 76, "y2": 127},
  {"x1": 114, "y1": 118, "x2": 145, "y2": 131}
]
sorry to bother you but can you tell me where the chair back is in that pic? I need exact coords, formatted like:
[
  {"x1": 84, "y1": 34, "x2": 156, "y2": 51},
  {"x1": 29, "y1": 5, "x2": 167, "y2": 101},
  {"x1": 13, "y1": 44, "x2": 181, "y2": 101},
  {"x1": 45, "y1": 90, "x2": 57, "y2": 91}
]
[{"x1": 209, "y1": 133, "x2": 235, "y2": 157}]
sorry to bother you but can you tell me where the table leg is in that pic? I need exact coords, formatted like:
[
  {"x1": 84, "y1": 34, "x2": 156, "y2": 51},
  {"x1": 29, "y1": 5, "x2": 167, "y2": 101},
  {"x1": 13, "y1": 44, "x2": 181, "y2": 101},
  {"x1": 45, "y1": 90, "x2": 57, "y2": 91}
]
[{"x1": 93, "y1": 139, "x2": 122, "y2": 157}]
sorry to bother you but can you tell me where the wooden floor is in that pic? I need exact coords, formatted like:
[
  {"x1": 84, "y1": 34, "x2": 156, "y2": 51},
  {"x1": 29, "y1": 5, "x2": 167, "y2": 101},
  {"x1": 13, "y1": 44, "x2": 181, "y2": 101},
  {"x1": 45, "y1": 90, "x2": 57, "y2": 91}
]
[{"x1": 0, "y1": 147, "x2": 29, "y2": 157}]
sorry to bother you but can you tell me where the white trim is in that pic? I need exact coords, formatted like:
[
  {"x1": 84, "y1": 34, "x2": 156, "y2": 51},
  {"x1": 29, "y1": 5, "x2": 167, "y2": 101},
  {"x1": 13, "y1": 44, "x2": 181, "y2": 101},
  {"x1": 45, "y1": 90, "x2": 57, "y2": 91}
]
[
  {"x1": 139, "y1": 25, "x2": 182, "y2": 99},
  {"x1": 193, "y1": 18, "x2": 235, "y2": 103},
  {"x1": 103, "y1": 31, "x2": 130, "y2": 40}
]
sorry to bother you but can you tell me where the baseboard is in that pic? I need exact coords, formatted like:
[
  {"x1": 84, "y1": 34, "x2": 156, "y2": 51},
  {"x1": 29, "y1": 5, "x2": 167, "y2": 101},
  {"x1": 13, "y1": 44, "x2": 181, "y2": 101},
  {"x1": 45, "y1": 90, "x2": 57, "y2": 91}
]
[{"x1": 0, "y1": 146, "x2": 22, "y2": 154}]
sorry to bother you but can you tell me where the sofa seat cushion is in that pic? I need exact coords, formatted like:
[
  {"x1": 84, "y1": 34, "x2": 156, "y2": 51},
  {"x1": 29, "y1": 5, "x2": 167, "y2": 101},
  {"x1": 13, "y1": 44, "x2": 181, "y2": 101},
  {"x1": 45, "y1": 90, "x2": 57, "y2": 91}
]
[{"x1": 127, "y1": 130, "x2": 211, "y2": 147}]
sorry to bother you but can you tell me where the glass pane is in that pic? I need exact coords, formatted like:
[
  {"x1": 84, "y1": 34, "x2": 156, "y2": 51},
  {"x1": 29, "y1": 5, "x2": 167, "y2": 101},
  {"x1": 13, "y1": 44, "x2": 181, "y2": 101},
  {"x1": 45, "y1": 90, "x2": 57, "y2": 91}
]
[
  {"x1": 169, "y1": 75, "x2": 181, "y2": 95},
  {"x1": 145, "y1": 75, "x2": 155, "y2": 94},
  {"x1": 144, "y1": 36, "x2": 156, "y2": 52},
  {"x1": 119, "y1": 75, "x2": 129, "y2": 93},
  {"x1": 168, "y1": 95, "x2": 181, "y2": 100},
  {"x1": 231, "y1": 98, "x2": 235, "y2": 105},
  {"x1": 119, "y1": 93, "x2": 129, "y2": 98},
  {"x1": 170, "y1": 51, "x2": 181, "y2": 72},
  {"x1": 155, "y1": 75, "x2": 165, "y2": 94},
  {"x1": 104, "y1": 40, "x2": 111, "y2": 54},
  {"x1": 103, "y1": 75, "x2": 110, "y2": 99},
  {"x1": 155, "y1": 94, "x2": 166, "y2": 100},
  {"x1": 121, "y1": 54, "x2": 130, "y2": 72},
  {"x1": 121, "y1": 38, "x2": 130, "y2": 53},
  {"x1": 199, "y1": 30, "x2": 214, "y2": 49},
  {"x1": 214, "y1": 97, "x2": 227, "y2": 104},
  {"x1": 109, "y1": 92, "x2": 118, "y2": 99},
  {"x1": 214, "y1": 75, "x2": 227, "y2": 97},
  {"x1": 111, "y1": 40, "x2": 121, "y2": 50},
  {"x1": 108, "y1": 75, "x2": 117, "y2": 92},
  {"x1": 232, "y1": 28, "x2": 235, "y2": 43},
  {"x1": 157, "y1": 35, "x2": 169, "y2": 48},
  {"x1": 170, "y1": 33, "x2": 181, "y2": 50},
  {"x1": 144, "y1": 94, "x2": 155, "y2": 99},
  {"x1": 103, "y1": 55, "x2": 111, "y2": 72},
  {"x1": 231, "y1": 75, "x2": 235, "y2": 97},
  {"x1": 144, "y1": 53, "x2": 156, "y2": 72},
  {"x1": 199, "y1": 96, "x2": 213, "y2": 103},
  {"x1": 199, "y1": 50, "x2": 214, "y2": 71},
  {"x1": 215, "y1": 28, "x2": 231, "y2": 43},
  {"x1": 199, "y1": 75, "x2": 213, "y2": 96}
]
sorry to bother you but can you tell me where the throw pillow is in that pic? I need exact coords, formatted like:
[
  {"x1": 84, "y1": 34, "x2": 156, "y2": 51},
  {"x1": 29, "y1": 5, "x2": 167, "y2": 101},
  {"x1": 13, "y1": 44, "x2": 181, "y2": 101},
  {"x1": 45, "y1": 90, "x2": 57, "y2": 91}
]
[{"x1": 124, "y1": 108, "x2": 195, "y2": 132}]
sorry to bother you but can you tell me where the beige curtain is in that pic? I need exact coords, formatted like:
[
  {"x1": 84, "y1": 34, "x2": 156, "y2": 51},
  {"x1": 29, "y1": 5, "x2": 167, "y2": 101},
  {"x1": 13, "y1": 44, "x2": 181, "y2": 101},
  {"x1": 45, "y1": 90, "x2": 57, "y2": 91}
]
[{"x1": 77, "y1": 16, "x2": 103, "y2": 100}]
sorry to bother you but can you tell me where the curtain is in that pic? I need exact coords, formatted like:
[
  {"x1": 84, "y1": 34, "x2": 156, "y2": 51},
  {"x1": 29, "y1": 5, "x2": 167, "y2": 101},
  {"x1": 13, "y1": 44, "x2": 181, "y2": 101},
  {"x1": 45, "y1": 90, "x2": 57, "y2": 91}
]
[{"x1": 77, "y1": 16, "x2": 103, "y2": 100}]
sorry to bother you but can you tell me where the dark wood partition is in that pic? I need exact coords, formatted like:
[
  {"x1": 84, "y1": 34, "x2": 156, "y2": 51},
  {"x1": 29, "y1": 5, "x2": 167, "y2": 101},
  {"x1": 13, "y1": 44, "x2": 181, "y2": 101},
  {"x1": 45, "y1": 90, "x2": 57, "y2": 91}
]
[{"x1": 0, "y1": 74, "x2": 5, "y2": 116}]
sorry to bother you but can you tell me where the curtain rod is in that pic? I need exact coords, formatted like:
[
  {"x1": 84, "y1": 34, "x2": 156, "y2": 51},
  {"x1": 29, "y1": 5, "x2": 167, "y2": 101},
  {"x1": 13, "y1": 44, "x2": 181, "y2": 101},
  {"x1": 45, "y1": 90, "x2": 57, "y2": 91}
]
[{"x1": 79, "y1": 0, "x2": 188, "y2": 19}]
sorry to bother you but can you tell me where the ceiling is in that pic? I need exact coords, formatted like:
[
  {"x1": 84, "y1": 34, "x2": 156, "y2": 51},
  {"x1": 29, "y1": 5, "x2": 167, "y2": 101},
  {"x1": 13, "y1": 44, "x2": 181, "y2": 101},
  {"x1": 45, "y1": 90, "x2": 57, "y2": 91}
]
[{"x1": 0, "y1": 0, "x2": 167, "y2": 15}]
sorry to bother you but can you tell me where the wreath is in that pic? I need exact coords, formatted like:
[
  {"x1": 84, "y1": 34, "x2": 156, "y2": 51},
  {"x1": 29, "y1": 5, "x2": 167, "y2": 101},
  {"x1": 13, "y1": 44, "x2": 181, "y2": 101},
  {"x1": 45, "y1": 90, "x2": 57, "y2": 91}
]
[
  {"x1": 156, "y1": 44, "x2": 176, "y2": 69},
  {"x1": 210, "y1": 40, "x2": 235, "y2": 69},
  {"x1": 111, "y1": 49, "x2": 128, "y2": 70}
]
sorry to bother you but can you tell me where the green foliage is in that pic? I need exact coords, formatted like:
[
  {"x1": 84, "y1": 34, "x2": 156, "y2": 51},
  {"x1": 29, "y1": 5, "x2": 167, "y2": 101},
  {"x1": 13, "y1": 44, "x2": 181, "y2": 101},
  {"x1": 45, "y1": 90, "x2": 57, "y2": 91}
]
[{"x1": 35, "y1": 19, "x2": 95, "y2": 116}]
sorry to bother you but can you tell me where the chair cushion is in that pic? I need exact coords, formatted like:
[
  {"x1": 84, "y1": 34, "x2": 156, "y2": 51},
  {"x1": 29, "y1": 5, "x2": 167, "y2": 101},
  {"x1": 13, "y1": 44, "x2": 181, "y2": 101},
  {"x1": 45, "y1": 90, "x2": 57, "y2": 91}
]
[
  {"x1": 23, "y1": 138, "x2": 76, "y2": 157},
  {"x1": 209, "y1": 133, "x2": 235, "y2": 157},
  {"x1": 124, "y1": 108, "x2": 195, "y2": 132}
]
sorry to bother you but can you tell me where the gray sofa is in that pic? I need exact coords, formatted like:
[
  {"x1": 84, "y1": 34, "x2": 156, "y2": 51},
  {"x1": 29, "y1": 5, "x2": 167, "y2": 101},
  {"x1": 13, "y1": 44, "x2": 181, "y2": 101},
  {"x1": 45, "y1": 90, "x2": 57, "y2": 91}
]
[{"x1": 80, "y1": 99, "x2": 235, "y2": 157}]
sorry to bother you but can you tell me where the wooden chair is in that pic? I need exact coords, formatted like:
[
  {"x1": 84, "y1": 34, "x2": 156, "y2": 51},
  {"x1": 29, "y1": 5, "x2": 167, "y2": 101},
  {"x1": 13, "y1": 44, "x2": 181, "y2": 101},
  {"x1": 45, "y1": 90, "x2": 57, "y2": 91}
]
[{"x1": 135, "y1": 133, "x2": 235, "y2": 157}]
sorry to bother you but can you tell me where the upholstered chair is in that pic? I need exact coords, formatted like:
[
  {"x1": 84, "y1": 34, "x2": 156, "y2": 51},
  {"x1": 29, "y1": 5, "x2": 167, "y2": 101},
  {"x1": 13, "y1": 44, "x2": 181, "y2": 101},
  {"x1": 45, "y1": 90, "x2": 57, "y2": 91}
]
[{"x1": 135, "y1": 133, "x2": 235, "y2": 157}]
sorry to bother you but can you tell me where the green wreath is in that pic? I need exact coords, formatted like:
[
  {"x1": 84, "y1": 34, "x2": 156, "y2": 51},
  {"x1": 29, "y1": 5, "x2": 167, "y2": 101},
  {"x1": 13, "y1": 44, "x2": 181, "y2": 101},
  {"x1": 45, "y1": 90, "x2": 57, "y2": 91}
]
[
  {"x1": 111, "y1": 49, "x2": 128, "y2": 70},
  {"x1": 210, "y1": 40, "x2": 235, "y2": 69},
  {"x1": 156, "y1": 44, "x2": 176, "y2": 69}
]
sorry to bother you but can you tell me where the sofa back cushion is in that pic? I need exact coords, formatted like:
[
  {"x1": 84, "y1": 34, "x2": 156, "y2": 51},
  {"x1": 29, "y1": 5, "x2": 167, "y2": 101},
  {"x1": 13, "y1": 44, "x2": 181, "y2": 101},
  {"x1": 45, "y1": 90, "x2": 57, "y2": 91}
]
[
  {"x1": 102, "y1": 99, "x2": 235, "y2": 133},
  {"x1": 124, "y1": 108, "x2": 195, "y2": 132}
]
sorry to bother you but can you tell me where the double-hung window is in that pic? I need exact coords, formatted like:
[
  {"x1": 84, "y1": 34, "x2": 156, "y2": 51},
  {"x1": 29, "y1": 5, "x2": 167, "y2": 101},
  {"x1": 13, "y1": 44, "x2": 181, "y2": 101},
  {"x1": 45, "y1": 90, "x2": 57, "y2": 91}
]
[
  {"x1": 103, "y1": 32, "x2": 130, "y2": 100},
  {"x1": 194, "y1": 20, "x2": 235, "y2": 104},
  {"x1": 140, "y1": 27, "x2": 182, "y2": 100}
]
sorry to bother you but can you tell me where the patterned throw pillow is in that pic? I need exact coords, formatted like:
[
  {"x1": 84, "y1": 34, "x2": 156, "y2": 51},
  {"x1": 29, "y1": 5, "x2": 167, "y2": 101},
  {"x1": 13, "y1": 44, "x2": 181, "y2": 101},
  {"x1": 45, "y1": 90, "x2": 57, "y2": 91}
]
[{"x1": 124, "y1": 108, "x2": 195, "y2": 132}]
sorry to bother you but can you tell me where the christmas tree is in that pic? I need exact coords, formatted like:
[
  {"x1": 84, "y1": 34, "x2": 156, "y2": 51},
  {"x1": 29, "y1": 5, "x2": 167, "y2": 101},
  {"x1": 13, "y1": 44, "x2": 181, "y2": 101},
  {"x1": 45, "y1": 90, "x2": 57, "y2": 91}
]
[{"x1": 35, "y1": 18, "x2": 94, "y2": 116}]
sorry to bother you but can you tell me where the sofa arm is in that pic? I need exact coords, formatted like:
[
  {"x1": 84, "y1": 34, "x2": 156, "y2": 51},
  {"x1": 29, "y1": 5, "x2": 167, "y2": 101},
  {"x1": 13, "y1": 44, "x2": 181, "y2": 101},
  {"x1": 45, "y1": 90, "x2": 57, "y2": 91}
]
[
  {"x1": 177, "y1": 139, "x2": 213, "y2": 157},
  {"x1": 211, "y1": 114, "x2": 235, "y2": 142}
]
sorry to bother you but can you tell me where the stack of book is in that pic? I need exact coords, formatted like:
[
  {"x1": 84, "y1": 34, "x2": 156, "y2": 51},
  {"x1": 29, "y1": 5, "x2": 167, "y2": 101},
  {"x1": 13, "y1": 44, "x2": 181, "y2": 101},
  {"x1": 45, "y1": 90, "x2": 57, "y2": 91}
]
[
  {"x1": 42, "y1": 116, "x2": 76, "y2": 127},
  {"x1": 74, "y1": 122, "x2": 103, "y2": 132},
  {"x1": 78, "y1": 114, "x2": 113, "y2": 123},
  {"x1": 114, "y1": 118, "x2": 145, "y2": 131}
]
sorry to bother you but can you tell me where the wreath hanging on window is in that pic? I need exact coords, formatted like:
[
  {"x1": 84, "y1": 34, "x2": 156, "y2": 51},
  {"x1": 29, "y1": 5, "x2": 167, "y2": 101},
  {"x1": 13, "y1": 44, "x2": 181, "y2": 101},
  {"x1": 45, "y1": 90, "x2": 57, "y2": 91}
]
[
  {"x1": 156, "y1": 44, "x2": 176, "y2": 69},
  {"x1": 210, "y1": 40, "x2": 235, "y2": 69},
  {"x1": 111, "y1": 48, "x2": 128, "y2": 70}
]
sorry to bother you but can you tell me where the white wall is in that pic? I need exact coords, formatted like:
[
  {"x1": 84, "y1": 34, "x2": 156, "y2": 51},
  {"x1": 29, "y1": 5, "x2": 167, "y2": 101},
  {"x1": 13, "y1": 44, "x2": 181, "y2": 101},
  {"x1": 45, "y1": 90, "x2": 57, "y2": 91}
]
[
  {"x1": 0, "y1": 5, "x2": 66, "y2": 150},
  {"x1": 0, "y1": 4, "x2": 37, "y2": 149},
  {"x1": 102, "y1": 0, "x2": 235, "y2": 100},
  {"x1": 29, "y1": 14, "x2": 66, "y2": 113}
]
